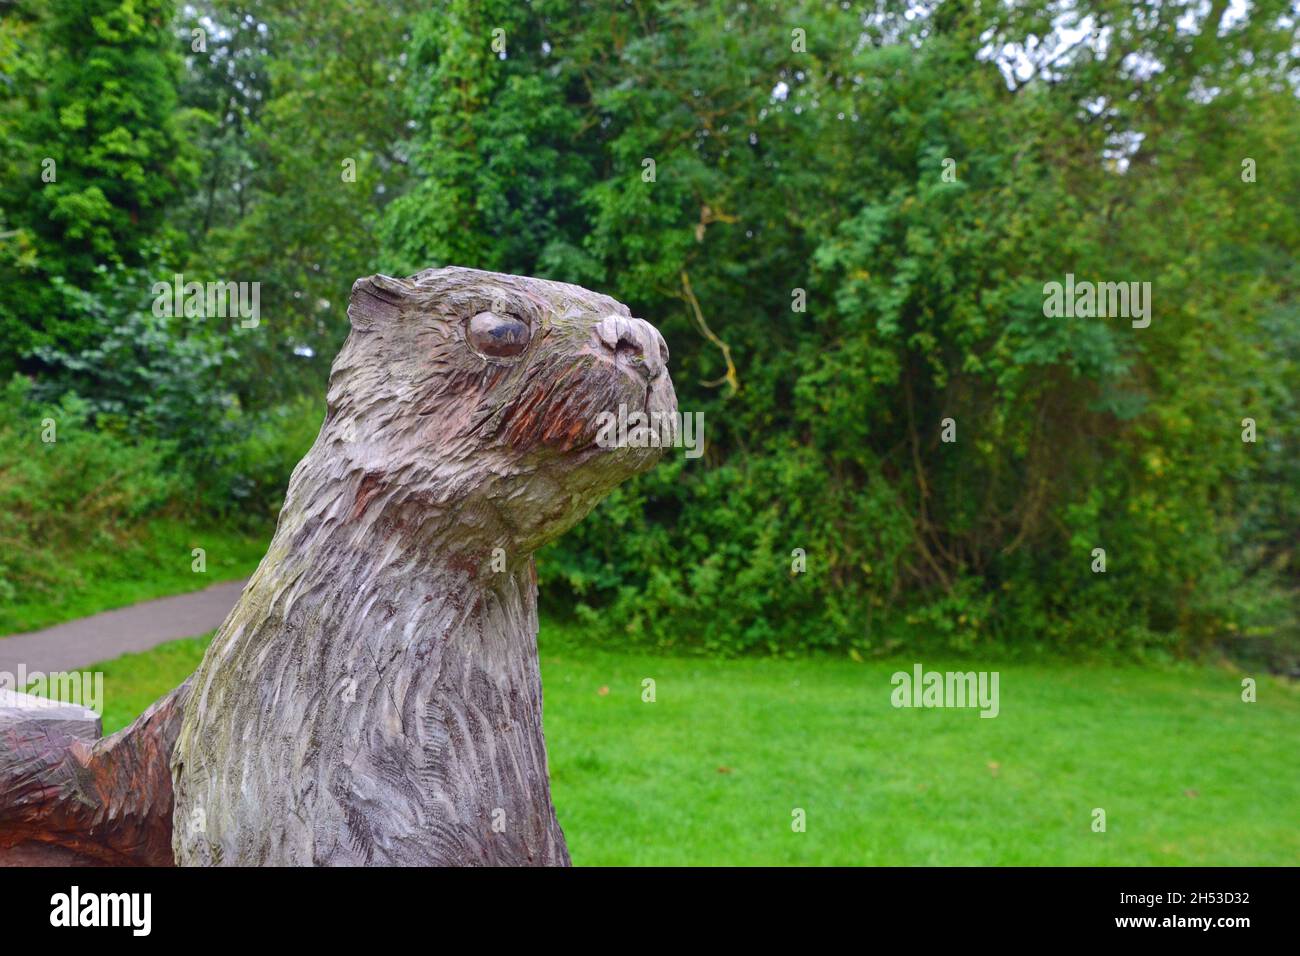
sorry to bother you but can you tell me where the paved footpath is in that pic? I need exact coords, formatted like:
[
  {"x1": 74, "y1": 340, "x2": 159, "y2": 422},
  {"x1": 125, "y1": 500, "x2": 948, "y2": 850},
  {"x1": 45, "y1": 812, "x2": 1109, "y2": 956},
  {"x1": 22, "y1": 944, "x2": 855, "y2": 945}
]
[{"x1": 0, "y1": 578, "x2": 249, "y2": 674}]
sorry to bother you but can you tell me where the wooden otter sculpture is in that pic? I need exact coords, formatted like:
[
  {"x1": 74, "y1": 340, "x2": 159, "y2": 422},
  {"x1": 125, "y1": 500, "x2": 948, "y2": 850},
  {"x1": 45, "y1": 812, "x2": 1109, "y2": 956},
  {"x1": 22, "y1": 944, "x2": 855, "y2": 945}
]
[{"x1": 0, "y1": 267, "x2": 677, "y2": 866}]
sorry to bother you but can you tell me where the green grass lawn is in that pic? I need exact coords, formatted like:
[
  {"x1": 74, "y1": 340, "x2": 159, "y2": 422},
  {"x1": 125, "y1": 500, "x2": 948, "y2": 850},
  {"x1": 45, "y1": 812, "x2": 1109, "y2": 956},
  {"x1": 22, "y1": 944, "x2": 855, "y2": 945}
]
[
  {"x1": 0, "y1": 519, "x2": 270, "y2": 635},
  {"x1": 81, "y1": 623, "x2": 1300, "y2": 866}
]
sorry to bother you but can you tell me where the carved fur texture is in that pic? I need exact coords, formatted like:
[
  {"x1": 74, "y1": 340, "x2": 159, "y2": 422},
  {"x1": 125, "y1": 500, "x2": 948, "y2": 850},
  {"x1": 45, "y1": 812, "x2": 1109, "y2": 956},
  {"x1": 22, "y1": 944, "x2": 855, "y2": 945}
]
[
  {"x1": 0, "y1": 683, "x2": 189, "y2": 866},
  {"x1": 170, "y1": 267, "x2": 678, "y2": 865}
]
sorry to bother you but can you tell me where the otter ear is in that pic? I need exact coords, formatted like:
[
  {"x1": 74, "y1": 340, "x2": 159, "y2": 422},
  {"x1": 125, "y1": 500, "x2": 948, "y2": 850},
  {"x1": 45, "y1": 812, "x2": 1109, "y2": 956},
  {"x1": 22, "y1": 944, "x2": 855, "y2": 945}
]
[{"x1": 348, "y1": 273, "x2": 412, "y2": 330}]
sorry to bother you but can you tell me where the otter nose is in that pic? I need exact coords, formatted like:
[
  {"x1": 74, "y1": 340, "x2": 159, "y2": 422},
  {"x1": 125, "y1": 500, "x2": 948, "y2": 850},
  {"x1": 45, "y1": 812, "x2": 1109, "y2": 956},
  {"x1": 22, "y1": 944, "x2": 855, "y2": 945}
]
[{"x1": 593, "y1": 315, "x2": 668, "y2": 380}]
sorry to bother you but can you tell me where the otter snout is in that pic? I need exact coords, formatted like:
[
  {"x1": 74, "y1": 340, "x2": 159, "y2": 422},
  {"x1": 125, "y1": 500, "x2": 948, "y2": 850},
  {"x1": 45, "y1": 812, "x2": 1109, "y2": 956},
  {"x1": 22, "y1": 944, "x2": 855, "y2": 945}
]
[{"x1": 593, "y1": 315, "x2": 669, "y2": 381}]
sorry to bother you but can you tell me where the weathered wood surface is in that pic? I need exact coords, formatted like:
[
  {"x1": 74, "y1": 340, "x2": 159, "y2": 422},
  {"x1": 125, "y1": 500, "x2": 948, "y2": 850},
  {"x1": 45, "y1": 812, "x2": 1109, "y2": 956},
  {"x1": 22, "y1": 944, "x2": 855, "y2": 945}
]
[
  {"x1": 0, "y1": 267, "x2": 676, "y2": 866},
  {"x1": 0, "y1": 685, "x2": 184, "y2": 866}
]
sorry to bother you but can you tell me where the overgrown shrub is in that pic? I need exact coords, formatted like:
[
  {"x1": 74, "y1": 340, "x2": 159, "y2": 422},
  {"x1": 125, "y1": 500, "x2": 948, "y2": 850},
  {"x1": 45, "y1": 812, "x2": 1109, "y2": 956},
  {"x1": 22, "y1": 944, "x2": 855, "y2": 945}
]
[
  {"x1": 203, "y1": 394, "x2": 323, "y2": 523},
  {"x1": 0, "y1": 376, "x2": 180, "y2": 603}
]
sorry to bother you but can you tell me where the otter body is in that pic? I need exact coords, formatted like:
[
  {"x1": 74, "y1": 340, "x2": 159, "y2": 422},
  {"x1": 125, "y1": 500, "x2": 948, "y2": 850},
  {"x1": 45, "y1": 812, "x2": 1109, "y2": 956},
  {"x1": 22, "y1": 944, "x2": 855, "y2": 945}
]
[
  {"x1": 172, "y1": 549, "x2": 563, "y2": 865},
  {"x1": 167, "y1": 267, "x2": 677, "y2": 866}
]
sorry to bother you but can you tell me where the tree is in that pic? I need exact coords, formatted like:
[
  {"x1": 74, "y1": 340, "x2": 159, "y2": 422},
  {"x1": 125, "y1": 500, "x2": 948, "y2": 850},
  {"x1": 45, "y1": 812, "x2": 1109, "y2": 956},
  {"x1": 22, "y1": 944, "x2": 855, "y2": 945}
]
[{"x1": 0, "y1": 0, "x2": 196, "y2": 368}]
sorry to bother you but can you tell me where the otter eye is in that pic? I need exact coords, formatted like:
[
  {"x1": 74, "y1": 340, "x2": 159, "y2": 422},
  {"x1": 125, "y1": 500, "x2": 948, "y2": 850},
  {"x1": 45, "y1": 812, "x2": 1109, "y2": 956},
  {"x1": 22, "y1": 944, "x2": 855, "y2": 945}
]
[{"x1": 466, "y1": 311, "x2": 530, "y2": 359}]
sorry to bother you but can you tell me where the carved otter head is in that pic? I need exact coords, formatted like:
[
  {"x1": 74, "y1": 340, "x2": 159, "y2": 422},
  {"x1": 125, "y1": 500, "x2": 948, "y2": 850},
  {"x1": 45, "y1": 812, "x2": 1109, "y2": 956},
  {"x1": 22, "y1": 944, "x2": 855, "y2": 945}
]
[{"x1": 316, "y1": 266, "x2": 678, "y2": 556}]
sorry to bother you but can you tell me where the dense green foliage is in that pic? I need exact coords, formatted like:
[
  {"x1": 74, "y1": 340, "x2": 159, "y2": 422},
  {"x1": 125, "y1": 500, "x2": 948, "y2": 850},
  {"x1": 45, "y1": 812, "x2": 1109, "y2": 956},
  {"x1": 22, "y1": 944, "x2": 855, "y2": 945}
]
[
  {"x1": 0, "y1": 0, "x2": 1295, "y2": 662},
  {"x1": 0, "y1": 376, "x2": 266, "y2": 630},
  {"x1": 0, "y1": 0, "x2": 197, "y2": 367},
  {"x1": 0, "y1": 375, "x2": 176, "y2": 605},
  {"x1": 381, "y1": 0, "x2": 1299, "y2": 661}
]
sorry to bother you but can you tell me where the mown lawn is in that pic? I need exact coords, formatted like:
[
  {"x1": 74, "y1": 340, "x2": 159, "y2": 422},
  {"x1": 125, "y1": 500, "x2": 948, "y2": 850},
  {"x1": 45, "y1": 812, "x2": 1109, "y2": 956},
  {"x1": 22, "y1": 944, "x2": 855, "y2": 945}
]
[{"x1": 84, "y1": 625, "x2": 1299, "y2": 866}]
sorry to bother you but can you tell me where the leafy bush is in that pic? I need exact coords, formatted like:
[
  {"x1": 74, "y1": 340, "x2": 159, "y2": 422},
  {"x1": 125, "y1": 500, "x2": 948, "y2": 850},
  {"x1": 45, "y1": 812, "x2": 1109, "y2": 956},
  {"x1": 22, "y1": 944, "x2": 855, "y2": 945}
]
[
  {"x1": 27, "y1": 262, "x2": 240, "y2": 458},
  {"x1": 0, "y1": 376, "x2": 181, "y2": 604},
  {"x1": 203, "y1": 394, "x2": 323, "y2": 523}
]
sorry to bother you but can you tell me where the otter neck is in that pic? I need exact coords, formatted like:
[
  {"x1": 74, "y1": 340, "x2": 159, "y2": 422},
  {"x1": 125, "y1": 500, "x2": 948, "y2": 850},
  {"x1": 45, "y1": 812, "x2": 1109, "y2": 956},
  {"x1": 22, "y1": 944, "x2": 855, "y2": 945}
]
[
  {"x1": 183, "y1": 490, "x2": 567, "y2": 864},
  {"x1": 264, "y1": 484, "x2": 543, "y2": 676}
]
